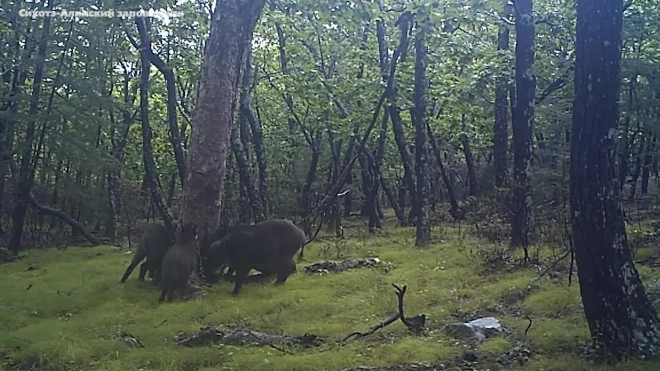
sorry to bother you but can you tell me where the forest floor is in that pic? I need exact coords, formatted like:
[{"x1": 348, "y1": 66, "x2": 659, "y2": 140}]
[{"x1": 2, "y1": 214, "x2": 660, "y2": 371}]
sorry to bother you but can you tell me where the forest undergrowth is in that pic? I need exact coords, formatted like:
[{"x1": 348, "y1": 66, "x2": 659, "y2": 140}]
[{"x1": 1, "y1": 215, "x2": 660, "y2": 371}]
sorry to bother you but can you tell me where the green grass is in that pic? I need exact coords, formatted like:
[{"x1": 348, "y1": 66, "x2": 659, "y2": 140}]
[{"x1": 1, "y1": 219, "x2": 660, "y2": 370}]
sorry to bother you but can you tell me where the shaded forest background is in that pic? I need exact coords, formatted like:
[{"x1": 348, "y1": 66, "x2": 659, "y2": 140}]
[{"x1": 7, "y1": 0, "x2": 655, "y2": 250}]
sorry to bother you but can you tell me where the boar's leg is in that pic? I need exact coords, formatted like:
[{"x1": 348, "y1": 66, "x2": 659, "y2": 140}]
[
  {"x1": 151, "y1": 264, "x2": 163, "y2": 286},
  {"x1": 274, "y1": 258, "x2": 296, "y2": 285},
  {"x1": 138, "y1": 261, "x2": 149, "y2": 281},
  {"x1": 120, "y1": 251, "x2": 146, "y2": 283},
  {"x1": 158, "y1": 288, "x2": 167, "y2": 302},
  {"x1": 231, "y1": 266, "x2": 250, "y2": 296}
]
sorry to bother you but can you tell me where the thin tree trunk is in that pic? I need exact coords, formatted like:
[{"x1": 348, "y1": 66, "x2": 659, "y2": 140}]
[
  {"x1": 618, "y1": 77, "x2": 635, "y2": 191},
  {"x1": 641, "y1": 132, "x2": 655, "y2": 195},
  {"x1": 300, "y1": 131, "x2": 322, "y2": 236},
  {"x1": 460, "y1": 115, "x2": 478, "y2": 196},
  {"x1": 412, "y1": 18, "x2": 431, "y2": 247},
  {"x1": 241, "y1": 48, "x2": 268, "y2": 218},
  {"x1": 428, "y1": 123, "x2": 463, "y2": 220},
  {"x1": 136, "y1": 20, "x2": 174, "y2": 232},
  {"x1": 493, "y1": 0, "x2": 511, "y2": 188},
  {"x1": 629, "y1": 134, "x2": 645, "y2": 200},
  {"x1": 230, "y1": 121, "x2": 261, "y2": 223},
  {"x1": 136, "y1": 19, "x2": 186, "y2": 187},
  {"x1": 510, "y1": 0, "x2": 536, "y2": 250}
]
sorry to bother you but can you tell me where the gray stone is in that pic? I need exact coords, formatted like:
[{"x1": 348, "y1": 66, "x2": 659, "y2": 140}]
[{"x1": 443, "y1": 317, "x2": 503, "y2": 341}]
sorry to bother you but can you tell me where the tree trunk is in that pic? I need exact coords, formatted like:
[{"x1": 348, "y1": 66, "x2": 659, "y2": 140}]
[
  {"x1": 359, "y1": 155, "x2": 373, "y2": 217},
  {"x1": 493, "y1": 1, "x2": 511, "y2": 188},
  {"x1": 510, "y1": 0, "x2": 535, "y2": 249},
  {"x1": 618, "y1": 77, "x2": 635, "y2": 191},
  {"x1": 136, "y1": 21, "x2": 187, "y2": 188},
  {"x1": 180, "y1": 0, "x2": 267, "y2": 237},
  {"x1": 242, "y1": 49, "x2": 269, "y2": 218},
  {"x1": 460, "y1": 115, "x2": 478, "y2": 196},
  {"x1": 137, "y1": 26, "x2": 174, "y2": 232},
  {"x1": 300, "y1": 131, "x2": 322, "y2": 236},
  {"x1": 428, "y1": 123, "x2": 463, "y2": 220},
  {"x1": 570, "y1": 0, "x2": 660, "y2": 360},
  {"x1": 230, "y1": 121, "x2": 261, "y2": 223},
  {"x1": 640, "y1": 132, "x2": 655, "y2": 195},
  {"x1": 8, "y1": 3, "x2": 51, "y2": 252},
  {"x1": 386, "y1": 15, "x2": 417, "y2": 226},
  {"x1": 412, "y1": 18, "x2": 431, "y2": 247},
  {"x1": 628, "y1": 134, "x2": 645, "y2": 200}
]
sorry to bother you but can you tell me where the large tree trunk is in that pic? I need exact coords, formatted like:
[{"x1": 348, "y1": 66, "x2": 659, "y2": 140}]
[
  {"x1": 180, "y1": 0, "x2": 267, "y2": 236},
  {"x1": 510, "y1": 0, "x2": 535, "y2": 249},
  {"x1": 493, "y1": 0, "x2": 511, "y2": 188},
  {"x1": 8, "y1": 4, "x2": 51, "y2": 252},
  {"x1": 412, "y1": 18, "x2": 431, "y2": 247},
  {"x1": 571, "y1": 0, "x2": 660, "y2": 361}
]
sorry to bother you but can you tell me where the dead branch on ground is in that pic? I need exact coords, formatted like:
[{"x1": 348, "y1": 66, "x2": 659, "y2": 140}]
[{"x1": 342, "y1": 283, "x2": 427, "y2": 342}]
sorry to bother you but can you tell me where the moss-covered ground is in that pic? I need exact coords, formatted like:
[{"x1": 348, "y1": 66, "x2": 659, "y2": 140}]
[{"x1": 1, "y1": 216, "x2": 660, "y2": 371}]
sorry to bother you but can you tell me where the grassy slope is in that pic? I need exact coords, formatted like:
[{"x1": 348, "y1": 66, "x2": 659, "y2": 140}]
[{"x1": 1, "y1": 218, "x2": 660, "y2": 371}]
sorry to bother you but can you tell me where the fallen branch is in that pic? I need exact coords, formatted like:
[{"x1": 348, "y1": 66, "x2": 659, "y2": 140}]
[
  {"x1": 342, "y1": 283, "x2": 427, "y2": 343},
  {"x1": 177, "y1": 326, "x2": 324, "y2": 348},
  {"x1": 392, "y1": 284, "x2": 427, "y2": 335},
  {"x1": 342, "y1": 313, "x2": 400, "y2": 342},
  {"x1": 28, "y1": 193, "x2": 100, "y2": 246},
  {"x1": 304, "y1": 258, "x2": 381, "y2": 274}
]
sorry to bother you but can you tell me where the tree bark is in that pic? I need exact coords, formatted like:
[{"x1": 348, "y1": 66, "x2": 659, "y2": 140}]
[
  {"x1": 412, "y1": 18, "x2": 431, "y2": 247},
  {"x1": 300, "y1": 131, "x2": 322, "y2": 236},
  {"x1": 136, "y1": 23, "x2": 174, "y2": 233},
  {"x1": 640, "y1": 132, "x2": 655, "y2": 195},
  {"x1": 510, "y1": 0, "x2": 535, "y2": 249},
  {"x1": 136, "y1": 19, "x2": 187, "y2": 188},
  {"x1": 629, "y1": 134, "x2": 645, "y2": 200},
  {"x1": 428, "y1": 123, "x2": 463, "y2": 220},
  {"x1": 241, "y1": 49, "x2": 268, "y2": 218},
  {"x1": 493, "y1": 0, "x2": 511, "y2": 188},
  {"x1": 388, "y1": 16, "x2": 417, "y2": 226},
  {"x1": 230, "y1": 121, "x2": 261, "y2": 223},
  {"x1": 618, "y1": 77, "x2": 635, "y2": 191},
  {"x1": 181, "y1": 0, "x2": 267, "y2": 237},
  {"x1": 460, "y1": 115, "x2": 478, "y2": 197},
  {"x1": 571, "y1": 0, "x2": 660, "y2": 360}
]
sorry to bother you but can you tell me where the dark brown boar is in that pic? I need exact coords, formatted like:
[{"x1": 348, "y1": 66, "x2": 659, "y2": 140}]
[
  {"x1": 158, "y1": 223, "x2": 198, "y2": 302},
  {"x1": 207, "y1": 218, "x2": 306, "y2": 295},
  {"x1": 120, "y1": 224, "x2": 175, "y2": 284},
  {"x1": 200, "y1": 223, "x2": 252, "y2": 284}
]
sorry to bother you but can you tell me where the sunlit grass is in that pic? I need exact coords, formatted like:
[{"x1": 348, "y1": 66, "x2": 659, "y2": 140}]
[{"x1": 1, "y1": 218, "x2": 660, "y2": 370}]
